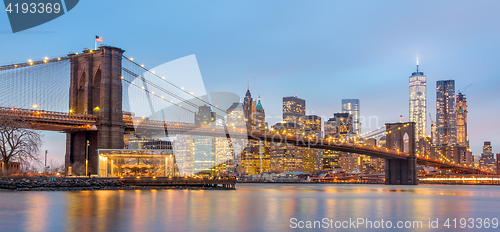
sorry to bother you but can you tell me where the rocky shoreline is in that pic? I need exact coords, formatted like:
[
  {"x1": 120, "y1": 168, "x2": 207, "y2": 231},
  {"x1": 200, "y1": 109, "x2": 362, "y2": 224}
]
[{"x1": 0, "y1": 178, "x2": 235, "y2": 191}]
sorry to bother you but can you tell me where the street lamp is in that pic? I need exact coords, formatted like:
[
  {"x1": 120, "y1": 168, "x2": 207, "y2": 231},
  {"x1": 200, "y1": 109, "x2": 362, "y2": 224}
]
[
  {"x1": 85, "y1": 140, "x2": 89, "y2": 177},
  {"x1": 44, "y1": 150, "x2": 47, "y2": 175}
]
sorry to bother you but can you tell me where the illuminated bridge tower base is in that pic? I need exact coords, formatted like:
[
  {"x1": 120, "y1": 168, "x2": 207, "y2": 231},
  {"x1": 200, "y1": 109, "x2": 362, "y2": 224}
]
[
  {"x1": 65, "y1": 46, "x2": 125, "y2": 175},
  {"x1": 385, "y1": 122, "x2": 418, "y2": 185}
]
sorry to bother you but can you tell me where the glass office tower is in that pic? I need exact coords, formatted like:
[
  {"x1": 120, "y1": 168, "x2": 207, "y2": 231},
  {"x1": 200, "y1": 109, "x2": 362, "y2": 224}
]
[
  {"x1": 456, "y1": 92, "x2": 468, "y2": 146},
  {"x1": 409, "y1": 63, "x2": 427, "y2": 141},
  {"x1": 436, "y1": 80, "x2": 457, "y2": 145},
  {"x1": 341, "y1": 99, "x2": 359, "y2": 134}
]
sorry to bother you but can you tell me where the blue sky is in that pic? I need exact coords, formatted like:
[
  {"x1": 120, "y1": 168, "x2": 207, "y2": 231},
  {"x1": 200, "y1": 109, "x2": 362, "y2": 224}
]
[{"x1": 1, "y1": 0, "x2": 499, "y2": 165}]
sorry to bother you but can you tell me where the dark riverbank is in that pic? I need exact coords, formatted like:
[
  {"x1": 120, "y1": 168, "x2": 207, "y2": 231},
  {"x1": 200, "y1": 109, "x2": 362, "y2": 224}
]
[{"x1": 0, "y1": 177, "x2": 236, "y2": 191}]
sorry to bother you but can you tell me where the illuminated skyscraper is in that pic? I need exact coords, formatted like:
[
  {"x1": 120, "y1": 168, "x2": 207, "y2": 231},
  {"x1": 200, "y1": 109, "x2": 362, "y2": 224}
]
[
  {"x1": 269, "y1": 96, "x2": 307, "y2": 173},
  {"x1": 302, "y1": 115, "x2": 322, "y2": 136},
  {"x1": 270, "y1": 122, "x2": 303, "y2": 173},
  {"x1": 255, "y1": 96, "x2": 267, "y2": 130},
  {"x1": 323, "y1": 113, "x2": 353, "y2": 139},
  {"x1": 324, "y1": 118, "x2": 337, "y2": 138},
  {"x1": 194, "y1": 105, "x2": 215, "y2": 174},
  {"x1": 409, "y1": 61, "x2": 426, "y2": 141},
  {"x1": 342, "y1": 99, "x2": 359, "y2": 134},
  {"x1": 480, "y1": 142, "x2": 495, "y2": 171},
  {"x1": 333, "y1": 112, "x2": 353, "y2": 136},
  {"x1": 174, "y1": 135, "x2": 194, "y2": 176},
  {"x1": 195, "y1": 105, "x2": 215, "y2": 125},
  {"x1": 436, "y1": 80, "x2": 457, "y2": 145},
  {"x1": 243, "y1": 88, "x2": 255, "y2": 127},
  {"x1": 239, "y1": 90, "x2": 271, "y2": 174},
  {"x1": 456, "y1": 92, "x2": 468, "y2": 146},
  {"x1": 283, "y1": 96, "x2": 305, "y2": 127},
  {"x1": 323, "y1": 117, "x2": 340, "y2": 171},
  {"x1": 302, "y1": 115, "x2": 323, "y2": 173}
]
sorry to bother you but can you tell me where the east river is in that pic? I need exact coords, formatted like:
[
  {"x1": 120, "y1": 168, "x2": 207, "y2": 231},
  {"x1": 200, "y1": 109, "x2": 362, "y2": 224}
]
[{"x1": 0, "y1": 184, "x2": 499, "y2": 231}]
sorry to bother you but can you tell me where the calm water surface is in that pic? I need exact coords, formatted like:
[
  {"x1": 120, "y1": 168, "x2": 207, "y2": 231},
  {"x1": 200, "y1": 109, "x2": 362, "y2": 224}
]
[{"x1": 0, "y1": 184, "x2": 499, "y2": 231}]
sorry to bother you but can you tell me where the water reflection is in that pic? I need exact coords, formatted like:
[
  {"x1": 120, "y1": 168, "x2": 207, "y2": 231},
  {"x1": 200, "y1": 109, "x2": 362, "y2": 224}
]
[
  {"x1": 25, "y1": 193, "x2": 49, "y2": 232},
  {"x1": 0, "y1": 184, "x2": 499, "y2": 231}
]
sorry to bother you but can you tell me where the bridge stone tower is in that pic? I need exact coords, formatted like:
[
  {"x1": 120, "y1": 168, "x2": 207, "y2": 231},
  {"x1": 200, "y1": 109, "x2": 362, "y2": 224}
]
[
  {"x1": 65, "y1": 46, "x2": 125, "y2": 175},
  {"x1": 385, "y1": 122, "x2": 417, "y2": 185}
]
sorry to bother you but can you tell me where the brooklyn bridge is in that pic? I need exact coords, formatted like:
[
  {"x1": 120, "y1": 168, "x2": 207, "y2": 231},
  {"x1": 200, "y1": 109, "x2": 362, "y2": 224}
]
[{"x1": 0, "y1": 46, "x2": 490, "y2": 185}]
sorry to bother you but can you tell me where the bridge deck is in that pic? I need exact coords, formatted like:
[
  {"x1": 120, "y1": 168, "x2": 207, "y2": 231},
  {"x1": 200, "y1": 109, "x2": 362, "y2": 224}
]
[{"x1": 0, "y1": 108, "x2": 491, "y2": 174}]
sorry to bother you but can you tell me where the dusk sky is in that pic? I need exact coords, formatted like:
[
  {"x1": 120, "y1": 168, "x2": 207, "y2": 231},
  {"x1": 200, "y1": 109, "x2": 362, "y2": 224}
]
[{"x1": 1, "y1": 0, "x2": 499, "y2": 165}]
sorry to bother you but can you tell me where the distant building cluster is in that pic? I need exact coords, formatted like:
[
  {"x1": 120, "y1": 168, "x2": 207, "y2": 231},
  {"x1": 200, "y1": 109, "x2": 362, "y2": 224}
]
[
  {"x1": 125, "y1": 86, "x2": 386, "y2": 177},
  {"x1": 408, "y1": 62, "x2": 497, "y2": 173},
  {"x1": 120, "y1": 61, "x2": 498, "y2": 177},
  {"x1": 189, "y1": 87, "x2": 382, "y2": 176}
]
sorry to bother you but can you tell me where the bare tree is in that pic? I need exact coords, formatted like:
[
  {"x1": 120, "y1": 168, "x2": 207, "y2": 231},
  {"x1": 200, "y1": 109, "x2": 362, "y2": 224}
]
[{"x1": 0, "y1": 116, "x2": 42, "y2": 175}]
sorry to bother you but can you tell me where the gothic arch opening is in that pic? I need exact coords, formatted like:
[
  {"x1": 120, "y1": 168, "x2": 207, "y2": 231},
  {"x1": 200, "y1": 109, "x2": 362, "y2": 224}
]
[
  {"x1": 76, "y1": 72, "x2": 86, "y2": 113},
  {"x1": 403, "y1": 133, "x2": 409, "y2": 153},
  {"x1": 392, "y1": 133, "x2": 398, "y2": 151},
  {"x1": 92, "y1": 68, "x2": 102, "y2": 115}
]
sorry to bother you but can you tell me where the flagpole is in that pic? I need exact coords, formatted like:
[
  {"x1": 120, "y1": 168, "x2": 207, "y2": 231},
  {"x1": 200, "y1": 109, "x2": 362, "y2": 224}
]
[{"x1": 95, "y1": 40, "x2": 97, "y2": 50}]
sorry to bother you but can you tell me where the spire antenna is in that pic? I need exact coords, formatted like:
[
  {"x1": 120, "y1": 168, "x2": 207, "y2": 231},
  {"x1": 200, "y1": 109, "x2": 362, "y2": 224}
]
[
  {"x1": 247, "y1": 78, "x2": 249, "y2": 90},
  {"x1": 416, "y1": 55, "x2": 419, "y2": 73}
]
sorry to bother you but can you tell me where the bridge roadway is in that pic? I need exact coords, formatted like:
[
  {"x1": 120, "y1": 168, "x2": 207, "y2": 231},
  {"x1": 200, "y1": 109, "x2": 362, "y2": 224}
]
[{"x1": 0, "y1": 108, "x2": 491, "y2": 174}]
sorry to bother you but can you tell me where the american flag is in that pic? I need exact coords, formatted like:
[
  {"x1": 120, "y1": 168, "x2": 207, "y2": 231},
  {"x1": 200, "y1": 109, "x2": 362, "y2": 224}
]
[{"x1": 95, "y1": 36, "x2": 103, "y2": 42}]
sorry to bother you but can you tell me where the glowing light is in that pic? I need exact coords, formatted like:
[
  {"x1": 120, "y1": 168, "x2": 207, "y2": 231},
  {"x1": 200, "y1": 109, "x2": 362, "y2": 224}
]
[
  {"x1": 129, "y1": 57, "x2": 133, "y2": 61},
  {"x1": 32, "y1": 104, "x2": 37, "y2": 108},
  {"x1": 28, "y1": 59, "x2": 32, "y2": 62},
  {"x1": 141, "y1": 64, "x2": 144, "y2": 67},
  {"x1": 44, "y1": 57, "x2": 48, "y2": 60},
  {"x1": 181, "y1": 87, "x2": 184, "y2": 90}
]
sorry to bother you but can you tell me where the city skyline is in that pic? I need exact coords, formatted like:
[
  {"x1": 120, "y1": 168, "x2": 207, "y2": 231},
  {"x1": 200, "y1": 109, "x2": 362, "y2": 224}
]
[
  {"x1": 0, "y1": 1, "x2": 499, "y2": 164},
  {"x1": 2, "y1": 2, "x2": 500, "y2": 230}
]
